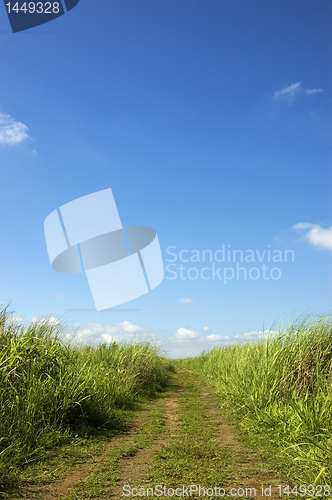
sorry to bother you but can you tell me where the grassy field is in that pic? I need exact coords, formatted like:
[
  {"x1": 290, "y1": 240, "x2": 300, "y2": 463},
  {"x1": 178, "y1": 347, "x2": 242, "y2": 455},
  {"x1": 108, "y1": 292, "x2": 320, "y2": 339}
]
[
  {"x1": 180, "y1": 313, "x2": 332, "y2": 486},
  {"x1": 3, "y1": 369, "x2": 283, "y2": 500},
  {"x1": 0, "y1": 306, "x2": 174, "y2": 488},
  {"x1": 1, "y1": 306, "x2": 331, "y2": 498}
]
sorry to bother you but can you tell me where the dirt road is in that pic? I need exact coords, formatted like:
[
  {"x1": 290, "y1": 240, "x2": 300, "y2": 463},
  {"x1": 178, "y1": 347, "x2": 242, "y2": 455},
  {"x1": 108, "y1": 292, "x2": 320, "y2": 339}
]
[{"x1": 10, "y1": 369, "x2": 285, "y2": 500}]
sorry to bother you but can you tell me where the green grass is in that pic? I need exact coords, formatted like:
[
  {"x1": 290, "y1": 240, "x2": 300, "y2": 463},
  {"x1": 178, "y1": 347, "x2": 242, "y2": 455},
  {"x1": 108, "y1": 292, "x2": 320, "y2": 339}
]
[
  {"x1": 180, "y1": 313, "x2": 332, "y2": 487},
  {"x1": 0, "y1": 305, "x2": 174, "y2": 489}
]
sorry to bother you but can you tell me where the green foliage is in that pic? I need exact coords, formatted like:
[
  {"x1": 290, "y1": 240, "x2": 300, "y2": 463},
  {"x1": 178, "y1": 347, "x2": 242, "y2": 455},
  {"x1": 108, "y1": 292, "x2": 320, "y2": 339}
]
[
  {"x1": 181, "y1": 313, "x2": 332, "y2": 485},
  {"x1": 0, "y1": 306, "x2": 172, "y2": 486}
]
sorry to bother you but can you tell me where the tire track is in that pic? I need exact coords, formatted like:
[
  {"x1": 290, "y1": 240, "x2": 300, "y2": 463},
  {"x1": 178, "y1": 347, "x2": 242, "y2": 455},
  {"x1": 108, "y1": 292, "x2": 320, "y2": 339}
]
[
  {"x1": 24, "y1": 414, "x2": 155, "y2": 500},
  {"x1": 12, "y1": 390, "x2": 179, "y2": 500},
  {"x1": 110, "y1": 385, "x2": 184, "y2": 499},
  {"x1": 194, "y1": 378, "x2": 284, "y2": 499}
]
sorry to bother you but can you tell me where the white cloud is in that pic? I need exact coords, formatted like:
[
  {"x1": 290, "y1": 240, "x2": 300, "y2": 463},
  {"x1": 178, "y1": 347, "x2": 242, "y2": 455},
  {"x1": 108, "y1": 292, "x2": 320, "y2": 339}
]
[
  {"x1": 174, "y1": 327, "x2": 199, "y2": 341},
  {"x1": 305, "y1": 88, "x2": 323, "y2": 95},
  {"x1": 292, "y1": 222, "x2": 316, "y2": 230},
  {"x1": 49, "y1": 293, "x2": 67, "y2": 300},
  {"x1": 32, "y1": 317, "x2": 59, "y2": 326},
  {"x1": 206, "y1": 334, "x2": 229, "y2": 342},
  {"x1": 203, "y1": 326, "x2": 211, "y2": 332},
  {"x1": 56, "y1": 293, "x2": 67, "y2": 300},
  {"x1": 273, "y1": 82, "x2": 322, "y2": 103},
  {"x1": 179, "y1": 298, "x2": 194, "y2": 305},
  {"x1": 308, "y1": 227, "x2": 332, "y2": 250},
  {"x1": 0, "y1": 113, "x2": 30, "y2": 146},
  {"x1": 169, "y1": 328, "x2": 229, "y2": 345},
  {"x1": 242, "y1": 330, "x2": 275, "y2": 341},
  {"x1": 292, "y1": 222, "x2": 332, "y2": 250},
  {"x1": 9, "y1": 316, "x2": 23, "y2": 323},
  {"x1": 62, "y1": 320, "x2": 278, "y2": 359},
  {"x1": 74, "y1": 320, "x2": 157, "y2": 345},
  {"x1": 274, "y1": 82, "x2": 302, "y2": 100},
  {"x1": 161, "y1": 326, "x2": 278, "y2": 358},
  {"x1": 166, "y1": 327, "x2": 232, "y2": 357}
]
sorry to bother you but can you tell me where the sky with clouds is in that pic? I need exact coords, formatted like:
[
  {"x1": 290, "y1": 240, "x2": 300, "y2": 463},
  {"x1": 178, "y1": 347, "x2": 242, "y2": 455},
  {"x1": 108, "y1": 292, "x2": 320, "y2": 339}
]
[{"x1": 0, "y1": 0, "x2": 331, "y2": 358}]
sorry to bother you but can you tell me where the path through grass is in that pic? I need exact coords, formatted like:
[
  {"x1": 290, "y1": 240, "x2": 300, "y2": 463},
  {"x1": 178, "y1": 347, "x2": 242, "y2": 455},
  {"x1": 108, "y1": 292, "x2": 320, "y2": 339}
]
[{"x1": 5, "y1": 369, "x2": 289, "y2": 500}]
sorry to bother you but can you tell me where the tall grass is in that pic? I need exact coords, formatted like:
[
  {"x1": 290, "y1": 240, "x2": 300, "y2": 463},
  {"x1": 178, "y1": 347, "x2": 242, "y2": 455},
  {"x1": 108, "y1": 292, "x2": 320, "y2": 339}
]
[
  {"x1": 182, "y1": 313, "x2": 332, "y2": 485},
  {"x1": 0, "y1": 306, "x2": 173, "y2": 486}
]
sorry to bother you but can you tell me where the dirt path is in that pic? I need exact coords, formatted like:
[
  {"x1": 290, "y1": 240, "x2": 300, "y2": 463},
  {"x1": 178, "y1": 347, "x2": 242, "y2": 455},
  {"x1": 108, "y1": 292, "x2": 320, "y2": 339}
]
[
  {"x1": 109, "y1": 370, "x2": 285, "y2": 499},
  {"x1": 110, "y1": 386, "x2": 184, "y2": 499},
  {"x1": 9, "y1": 371, "x2": 286, "y2": 500},
  {"x1": 193, "y1": 377, "x2": 283, "y2": 499},
  {"x1": 14, "y1": 400, "x2": 163, "y2": 500}
]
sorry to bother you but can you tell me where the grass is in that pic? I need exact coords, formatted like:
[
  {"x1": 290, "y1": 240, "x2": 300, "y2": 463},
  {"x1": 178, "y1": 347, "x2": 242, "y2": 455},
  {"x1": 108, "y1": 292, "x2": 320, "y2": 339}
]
[
  {"x1": 0, "y1": 305, "x2": 174, "y2": 489},
  {"x1": 180, "y1": 313, "x2": 332, "y2": 487}
]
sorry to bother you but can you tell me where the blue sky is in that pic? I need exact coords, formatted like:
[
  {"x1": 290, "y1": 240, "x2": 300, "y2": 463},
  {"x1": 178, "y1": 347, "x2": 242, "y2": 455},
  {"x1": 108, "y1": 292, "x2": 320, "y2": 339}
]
[{"x1": 0, "y1": 0, "x2": 331, "y2": 357}]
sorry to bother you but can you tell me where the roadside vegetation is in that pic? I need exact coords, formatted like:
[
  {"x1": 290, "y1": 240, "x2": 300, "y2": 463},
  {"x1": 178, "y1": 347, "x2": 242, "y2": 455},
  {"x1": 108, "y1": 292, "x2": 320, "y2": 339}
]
[
  {"x1": 181, "y1": 313, "x2": 332, "y2": 486},
  {"x1": 0, "y1": 306, "x2": 174, "y2": 488},
  {"x1": 2, "y1": 306, "x2": 330, "y2": 498}
]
